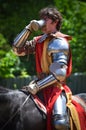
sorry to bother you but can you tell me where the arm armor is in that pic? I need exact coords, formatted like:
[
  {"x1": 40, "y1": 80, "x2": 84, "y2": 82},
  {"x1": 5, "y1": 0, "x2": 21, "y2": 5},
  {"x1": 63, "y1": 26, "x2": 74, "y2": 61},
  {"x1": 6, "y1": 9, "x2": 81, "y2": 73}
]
[
  {"x1": 36, "y1": 38, "x2": 69, "y2": 90},
  {"x1": 12, "y1": 26, "x2": 31, "y2": 49},
  {"x1": 12, "y1": 19, "x2": 45, "y2": 49},
  {"x1": 48, "y1": 37, "x2": 69, "y2": 81}
]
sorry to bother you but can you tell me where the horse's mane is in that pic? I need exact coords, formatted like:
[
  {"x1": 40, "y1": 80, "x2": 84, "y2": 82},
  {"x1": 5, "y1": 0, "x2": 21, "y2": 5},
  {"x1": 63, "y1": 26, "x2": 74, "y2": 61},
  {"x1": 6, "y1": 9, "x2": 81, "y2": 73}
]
[{"x1": 0, "y1": 86, "x2": 12, "y2": 93}]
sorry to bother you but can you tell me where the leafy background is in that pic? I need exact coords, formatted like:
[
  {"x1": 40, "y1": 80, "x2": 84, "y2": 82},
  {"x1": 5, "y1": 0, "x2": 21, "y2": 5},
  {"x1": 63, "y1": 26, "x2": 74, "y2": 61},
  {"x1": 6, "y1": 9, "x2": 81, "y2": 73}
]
[{"x1": 0, "y1": 0, "x2": 86, "y2": 78}]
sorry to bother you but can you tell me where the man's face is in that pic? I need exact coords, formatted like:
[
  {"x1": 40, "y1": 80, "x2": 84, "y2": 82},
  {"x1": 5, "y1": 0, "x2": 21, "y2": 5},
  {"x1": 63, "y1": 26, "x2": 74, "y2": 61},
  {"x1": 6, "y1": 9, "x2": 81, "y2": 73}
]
[{"x1": 41, "y1": 17, "x2": 58, "y2": 34}]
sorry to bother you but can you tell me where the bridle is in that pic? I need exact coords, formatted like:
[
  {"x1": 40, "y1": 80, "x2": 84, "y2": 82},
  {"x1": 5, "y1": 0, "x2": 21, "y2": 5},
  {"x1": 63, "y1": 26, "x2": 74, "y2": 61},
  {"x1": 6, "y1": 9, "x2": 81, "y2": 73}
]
[{"x1": 0, "y1": 94, "x2": 31, "y2": 130}]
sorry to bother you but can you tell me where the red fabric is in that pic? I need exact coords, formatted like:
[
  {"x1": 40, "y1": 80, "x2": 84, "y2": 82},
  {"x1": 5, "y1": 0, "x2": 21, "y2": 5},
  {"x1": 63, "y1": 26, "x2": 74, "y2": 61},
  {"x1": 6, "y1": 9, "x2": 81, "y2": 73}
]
[
  {"x1": 35, "y1": 36, "x2": 44, "y2": 73},
  {"x1": 66, "y1": 46, "x2": 72, "y2": 77},
  {"x1": 72, "y1": 100, "x2": 86, "y2": 130},
  {"x1": 63, "y1": 37, "x2": 72, "y2": 77}
]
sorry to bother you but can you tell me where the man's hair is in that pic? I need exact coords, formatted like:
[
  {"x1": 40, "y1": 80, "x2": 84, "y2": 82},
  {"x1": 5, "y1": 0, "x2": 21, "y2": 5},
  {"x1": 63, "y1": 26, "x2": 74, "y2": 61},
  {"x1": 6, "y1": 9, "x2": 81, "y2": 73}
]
[{"x1": 39, "y1": 6, "x2": 63, "y2": 31}]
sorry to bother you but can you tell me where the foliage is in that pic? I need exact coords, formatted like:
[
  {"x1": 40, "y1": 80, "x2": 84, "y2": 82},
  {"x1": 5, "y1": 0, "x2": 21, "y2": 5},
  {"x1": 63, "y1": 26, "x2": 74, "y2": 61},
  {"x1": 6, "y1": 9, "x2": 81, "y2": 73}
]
[
  {"x1": 0, "y1": 49, "x2": 29, "y2": 78},
  {"x1": 0, "y1": 34, "x2": 29, "y2": 78},
  {"x1": 0, "y1": 0, "x2": 53, "y2": 78},
  {"x1": 0, "y1": 33, "x2": 10, "y2": 58},
  {"x1": 0, "y1": 0, "x2": 53, "y2": 42},
  {"x1": 54, "y1": 0, "x2": 86, "y2": 73},
  {"x1": 0, "y1": 0, "x2": 86, "y2": 78}
]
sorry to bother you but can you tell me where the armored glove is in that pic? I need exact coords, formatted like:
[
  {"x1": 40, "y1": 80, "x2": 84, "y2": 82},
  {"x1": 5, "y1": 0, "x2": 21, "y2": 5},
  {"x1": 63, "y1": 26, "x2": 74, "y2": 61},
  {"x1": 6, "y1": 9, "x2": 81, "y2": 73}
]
[
  {"x1": 13, "y1": 46, "x2": 26, "y2": 56},
  {"x1": 25, "y1": 80, "x2": 39, "y2": 95},
  {"x1": 26, "y1": 19, "x2": 45, "y2": 31}
]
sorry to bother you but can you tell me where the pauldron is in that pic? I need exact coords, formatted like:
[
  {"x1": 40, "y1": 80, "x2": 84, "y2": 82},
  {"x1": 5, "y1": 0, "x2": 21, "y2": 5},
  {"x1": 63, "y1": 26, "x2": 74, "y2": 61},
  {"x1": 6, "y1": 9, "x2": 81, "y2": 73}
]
[
  {"x1": 47, "y1": 37, "x2": 69, "y2": 81},
  {"x1": 48, "y1": 37, "x2": 69, "y2": 64}
]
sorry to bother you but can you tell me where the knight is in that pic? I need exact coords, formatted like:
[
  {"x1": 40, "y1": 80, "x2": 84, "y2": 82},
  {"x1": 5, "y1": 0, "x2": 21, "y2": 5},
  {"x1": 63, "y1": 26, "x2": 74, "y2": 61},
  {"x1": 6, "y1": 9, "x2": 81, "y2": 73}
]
[{"x1": 13, "y1": 6, "x2": 72, "y2": 130}]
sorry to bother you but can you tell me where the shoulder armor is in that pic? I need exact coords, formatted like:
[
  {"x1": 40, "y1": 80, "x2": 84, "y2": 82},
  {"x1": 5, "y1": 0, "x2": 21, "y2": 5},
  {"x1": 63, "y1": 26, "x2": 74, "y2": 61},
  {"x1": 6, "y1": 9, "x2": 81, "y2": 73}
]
[{"x1": 48, "y1": 38, "x2": 69, "y2": 56}]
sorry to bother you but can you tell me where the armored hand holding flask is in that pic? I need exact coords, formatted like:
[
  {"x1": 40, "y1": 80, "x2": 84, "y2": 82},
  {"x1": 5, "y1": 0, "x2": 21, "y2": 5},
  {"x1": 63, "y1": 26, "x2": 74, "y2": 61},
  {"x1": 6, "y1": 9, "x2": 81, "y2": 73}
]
[
  {"x1": 30, "y1": 19, "x2": 45, "y2": 31},
  {"x1": 13, "y1": 19, "x2": 45, "y2": 48}
]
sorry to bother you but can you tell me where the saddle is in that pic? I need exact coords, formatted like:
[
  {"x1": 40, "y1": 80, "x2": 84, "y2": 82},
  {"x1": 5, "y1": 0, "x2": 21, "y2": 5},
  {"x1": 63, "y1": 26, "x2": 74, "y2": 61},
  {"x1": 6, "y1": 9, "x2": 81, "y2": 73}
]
[{"x1": 31, "y1": 94, "x2": 47, "y2": 115}]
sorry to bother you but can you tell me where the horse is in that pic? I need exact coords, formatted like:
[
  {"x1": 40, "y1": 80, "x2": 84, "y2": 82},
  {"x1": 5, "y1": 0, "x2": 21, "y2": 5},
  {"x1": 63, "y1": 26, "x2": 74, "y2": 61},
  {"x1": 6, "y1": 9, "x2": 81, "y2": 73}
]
[{"x1": 0, "y1": 86, "x2": 86, "y2": 130}]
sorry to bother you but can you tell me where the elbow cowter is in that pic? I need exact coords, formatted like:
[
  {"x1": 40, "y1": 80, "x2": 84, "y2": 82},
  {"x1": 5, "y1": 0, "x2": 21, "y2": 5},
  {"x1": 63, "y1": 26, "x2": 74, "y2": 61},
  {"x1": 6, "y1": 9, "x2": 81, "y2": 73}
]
[{"x1": 49, "y1": 62, "x2": 67, "y2": 82}]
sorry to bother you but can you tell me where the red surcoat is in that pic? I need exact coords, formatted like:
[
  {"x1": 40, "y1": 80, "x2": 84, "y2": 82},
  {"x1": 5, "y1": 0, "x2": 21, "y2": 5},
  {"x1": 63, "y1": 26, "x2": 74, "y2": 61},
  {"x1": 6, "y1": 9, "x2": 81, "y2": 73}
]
[{"x1": 34, "y1": 34, "x2": 86, "y2": 130}]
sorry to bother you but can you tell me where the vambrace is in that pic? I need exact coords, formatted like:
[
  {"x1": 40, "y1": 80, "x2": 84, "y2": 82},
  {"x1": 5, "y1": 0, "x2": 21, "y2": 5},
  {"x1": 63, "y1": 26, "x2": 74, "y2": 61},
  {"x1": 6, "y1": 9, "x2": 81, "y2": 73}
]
[
  {"x1": 27, "y1": 72, "x2": 59, "y2": 95},
  {"x1": 12, "y1": 19, "x2": 45, "y2": 49},
  {"x1": 36, "y1": 74, "x2": 57, "y2": 91},
  {"x1": 13, "y1": 25, "x2": 32, "y2": 49},
  {"x1": 27, "y1": 73, "x2": 58, "y2": 95},
  {"x1": 28, "y1": 63, "x2": 65, "y2": 94},
  {"x1": 36, "y1": 62, "x2": 67, "y2": 89}
]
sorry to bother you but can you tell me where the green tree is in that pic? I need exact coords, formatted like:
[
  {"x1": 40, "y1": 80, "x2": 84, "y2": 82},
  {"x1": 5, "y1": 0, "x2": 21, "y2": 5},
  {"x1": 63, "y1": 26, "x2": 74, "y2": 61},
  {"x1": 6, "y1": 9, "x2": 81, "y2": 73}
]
[
  {"x1": 0, "y1": 0, "x2": 86, "y2": 78},
  {"x1": 0, "y1": 0, "x2": 53, "y2": 77},
  {"x1": 0, "y1": 34, "x2": 29, "y2": 78},
  {"x1": 54, "y1": 0, "x2": 86, "y2": 73}
]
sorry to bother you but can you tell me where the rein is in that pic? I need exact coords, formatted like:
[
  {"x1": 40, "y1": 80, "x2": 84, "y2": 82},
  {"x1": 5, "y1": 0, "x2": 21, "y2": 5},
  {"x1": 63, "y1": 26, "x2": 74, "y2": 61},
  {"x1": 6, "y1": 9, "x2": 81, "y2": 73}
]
[{"x1": 0, "y1": 94, "x2": 31, "y2": 130}]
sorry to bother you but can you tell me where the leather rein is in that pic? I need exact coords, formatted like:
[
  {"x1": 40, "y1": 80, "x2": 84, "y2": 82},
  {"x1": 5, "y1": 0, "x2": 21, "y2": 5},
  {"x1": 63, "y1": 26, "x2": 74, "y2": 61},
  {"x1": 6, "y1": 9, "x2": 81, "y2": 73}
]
[{"x1": 0, "y1": 94, "x2": 31, "y2": 130}]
